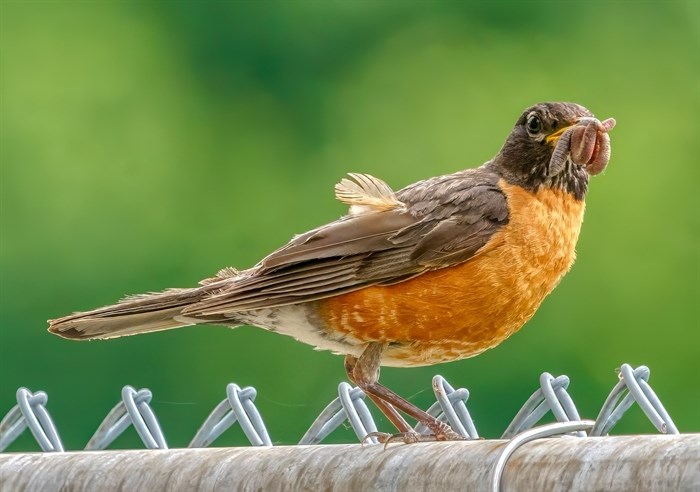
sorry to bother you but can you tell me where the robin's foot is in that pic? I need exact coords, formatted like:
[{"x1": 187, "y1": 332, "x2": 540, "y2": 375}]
[
  {"x1": 362, "y1": 430, "x2": 427, "y2": 447},
  {"x1": 424, "y1": 419, "x2": 466, "y2": 441},
  {"x1": 362, "y1": 426, "x2": 466, "y2": 447}
]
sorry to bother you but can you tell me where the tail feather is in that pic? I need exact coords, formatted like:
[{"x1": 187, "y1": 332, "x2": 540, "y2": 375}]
[{"x1": 48, "y1": 288, "x2": 202, "y2": 340}]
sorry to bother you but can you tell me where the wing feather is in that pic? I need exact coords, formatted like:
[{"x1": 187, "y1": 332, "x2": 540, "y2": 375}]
[
  {"x1": 185, "y1": 168, "x2": 509, "y2": 316},
  {"x1": 334, "y1": 173, "x2": 404, "y2": 214}
]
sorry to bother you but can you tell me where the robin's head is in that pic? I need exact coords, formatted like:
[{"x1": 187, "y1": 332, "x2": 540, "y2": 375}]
[{"x1": 491, "y1": 102, "x2": 615, "y2": 200}]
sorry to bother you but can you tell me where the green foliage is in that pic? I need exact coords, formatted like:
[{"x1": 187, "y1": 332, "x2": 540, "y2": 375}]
[{"x1": 1, "y1": 1, "x2": 698, "y2": 449}]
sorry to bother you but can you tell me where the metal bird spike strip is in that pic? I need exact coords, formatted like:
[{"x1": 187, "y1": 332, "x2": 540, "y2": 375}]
[{"x1": 0, "y1": 363, "x2": 680, "y2": 453}]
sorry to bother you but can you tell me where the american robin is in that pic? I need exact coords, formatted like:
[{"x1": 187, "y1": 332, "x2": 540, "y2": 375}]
[{"x1": 49, "y1": 102, "x2": 615, "y2": 442}]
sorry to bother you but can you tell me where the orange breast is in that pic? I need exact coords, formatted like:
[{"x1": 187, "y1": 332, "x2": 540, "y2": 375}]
[{"x1": 316, "y1": 180, "x2": 586, "y2": 367}]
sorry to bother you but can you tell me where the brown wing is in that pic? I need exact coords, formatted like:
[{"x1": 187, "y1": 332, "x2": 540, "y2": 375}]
[{"x1": 184, "y1": 170, "x2": 508, "y2": 316}]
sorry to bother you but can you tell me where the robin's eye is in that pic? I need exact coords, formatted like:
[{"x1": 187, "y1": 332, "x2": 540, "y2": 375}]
[{"x1": 526, "y1": 115, "x2": 542, "y2": 135}]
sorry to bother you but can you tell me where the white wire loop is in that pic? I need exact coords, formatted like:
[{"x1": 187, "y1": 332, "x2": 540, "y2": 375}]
[
  {"x1": 0, "y1": 362, "x2": 679, "y2": 452},
  {"x1": 299, "y1": 383, "x2": 378, "y2": 445},
  {"x1": 85, "y1": 386, "x2": 167, "y2": 450},
  {"x1": 502, "y1": 372, "x2": 584, "y2": 439},
  {"x1": 414, "y1": 375, "x2": 478, "y2": 439},
  {"x1": 0, "y1": 388, "x2": 63, "y2": 452},
  {"x1": 190, "y1": 383, "x2": 272, "y2": 447},
  {"x1": 491, "y1": 420, "x2": 596, "y2": 492},
  {"x1": 590, "y1": 364, "x2": 678, "y2": 436}
]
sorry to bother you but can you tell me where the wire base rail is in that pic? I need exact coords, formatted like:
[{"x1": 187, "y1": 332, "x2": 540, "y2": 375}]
[
  {"x1": 0, "y1": 363, "x2": 680, "y2": 453},
  {"x1": 0, "y1": 434, "x2": 696, "y2": 492}
]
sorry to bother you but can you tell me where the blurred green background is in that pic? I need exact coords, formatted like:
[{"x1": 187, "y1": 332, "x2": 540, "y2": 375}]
[{"x1": 1, "y1": 1, "x2": 698, "y2": 450}]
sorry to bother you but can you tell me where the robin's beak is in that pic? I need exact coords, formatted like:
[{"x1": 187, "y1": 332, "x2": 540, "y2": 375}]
[{"x1": 545, "y1": 125, "x2": 573, "y2": 145}]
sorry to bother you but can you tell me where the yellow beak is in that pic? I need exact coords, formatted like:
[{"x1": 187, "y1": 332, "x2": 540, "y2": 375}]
[{"x1": 545, "y1": 125, "x2": 573, "y2": 144}]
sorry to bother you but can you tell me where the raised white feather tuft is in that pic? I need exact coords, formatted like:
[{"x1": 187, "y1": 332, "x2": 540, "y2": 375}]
[{"x1": 334, "y1": 173, "x2": 404, "y2": 215}]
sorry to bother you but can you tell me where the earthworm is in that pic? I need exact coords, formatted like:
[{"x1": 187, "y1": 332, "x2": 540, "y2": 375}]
[{"x1": 548, "y1": 117, "x2": 616, "y2": 177}]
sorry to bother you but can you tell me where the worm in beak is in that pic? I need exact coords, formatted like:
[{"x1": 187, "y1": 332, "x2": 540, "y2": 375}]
[{"x1": 547, "y1": 117, "x2": 616, "y2": 176}]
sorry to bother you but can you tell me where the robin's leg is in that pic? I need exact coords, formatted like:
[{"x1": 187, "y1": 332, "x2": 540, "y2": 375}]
[
  {"x1": 349, "y1": 342, "x2": 463, "y2": 442},
  {"x1": 345, "y1": 354, "x2": 413, "y2": 434}
]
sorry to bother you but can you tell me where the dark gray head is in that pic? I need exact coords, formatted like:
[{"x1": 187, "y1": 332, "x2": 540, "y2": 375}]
[{"x1": 490, "y1": 102, "x2": 614, "y2": 200}]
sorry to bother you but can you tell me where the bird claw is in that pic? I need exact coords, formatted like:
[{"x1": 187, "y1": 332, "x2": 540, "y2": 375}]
[
  {"x1": 361, "y1": 431, "x2": 393, "y2": 446},
  {"x1": 438, "y1": 428, "x2": 468, "y2": 441},
  {"x1": 361, "y1": 430, "x2": 425, "y2": 448},
  {"x1": 362, "y1": 427, "x2": 467, "y2": 448}
]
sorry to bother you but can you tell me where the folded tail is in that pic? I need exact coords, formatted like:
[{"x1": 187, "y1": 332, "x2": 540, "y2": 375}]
[{"x1": 48, "y1": 287, "x2": 203, "y2": 340}]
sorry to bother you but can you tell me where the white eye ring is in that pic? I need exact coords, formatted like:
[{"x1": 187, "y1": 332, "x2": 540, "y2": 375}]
[{"x1": 526, "y1": 114, "x2": 542, "y2": 135}]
